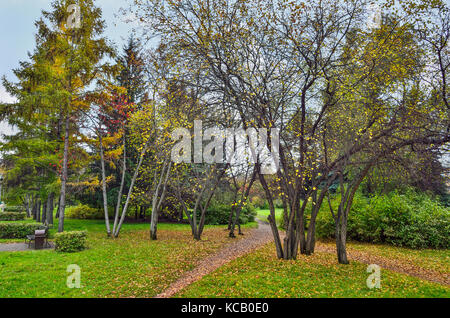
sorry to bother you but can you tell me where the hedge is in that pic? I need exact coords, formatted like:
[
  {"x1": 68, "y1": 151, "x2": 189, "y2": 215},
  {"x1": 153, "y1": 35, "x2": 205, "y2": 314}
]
[
  {"x1": 315, "y1": 190, "x2": 450, "y2": 249},
  {"x1": 3, "y1": 206, "x2": 25, "y2": 213},
  {"x1": 0, "y1": 223, "x2": 44, "y2": 239},
  {"x1": 204, "y1": 204, "x2": 257, "y2": 225},
  {"x1": 55, "y1": 231, "x2": 87, "y2": 253},
  {"x1": 0, "y1": 212, "x2": 26, "y2": 221},
  {"x1": 66, "y1": 204, "x2": 103, "y2": 220}
]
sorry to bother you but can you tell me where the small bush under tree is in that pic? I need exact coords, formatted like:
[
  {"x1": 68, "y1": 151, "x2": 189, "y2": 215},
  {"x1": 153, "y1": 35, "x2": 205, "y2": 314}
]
[{"x1": 55, "y1": 231, "x2": 88, "y2": 253}]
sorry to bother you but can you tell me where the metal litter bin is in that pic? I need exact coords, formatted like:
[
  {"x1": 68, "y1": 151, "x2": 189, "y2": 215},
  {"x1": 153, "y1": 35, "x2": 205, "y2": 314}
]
[{"x1": 34, "y1": 230, "x2": 46, "y2": 249}]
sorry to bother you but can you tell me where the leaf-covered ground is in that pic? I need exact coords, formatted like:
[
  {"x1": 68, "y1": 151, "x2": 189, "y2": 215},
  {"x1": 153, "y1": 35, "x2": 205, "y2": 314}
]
[
  {"x1": 0, "y1": 219, "x2": 255, "y2": 298},
  {"x1": 1, "y1": 217, "x2": 448, "y2": 298},
  {"x1": 316, "y1": 240, "x2": 449, "y2": 285},
  {"x1": 157, "y1": 219, "x2": 273, "y2": 298},
  {"x1": 177, "y1": 243, "x2": 450, "y2": 298}
]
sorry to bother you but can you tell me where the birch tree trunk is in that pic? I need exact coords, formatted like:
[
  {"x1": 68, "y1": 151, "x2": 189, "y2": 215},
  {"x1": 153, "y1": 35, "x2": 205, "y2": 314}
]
[
  {"x1": 112, "y1": 136, "x2": 126, "y2": 235},
  {"x1": 99, "y1": 132, "x2": 111, "y2": 236},
  {"x1": 58, "y1": 116, "x2": 70, "y2": 232},
  {"x1": 113, "y1": 140, "x2": 150, "y2": 238},
  {"x1": 25, "y1": 194, "x2": 31, "y2": 218}
]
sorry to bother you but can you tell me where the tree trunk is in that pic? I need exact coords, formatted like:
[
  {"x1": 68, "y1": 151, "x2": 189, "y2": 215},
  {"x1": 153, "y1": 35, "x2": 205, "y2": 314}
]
[
  {"x1": 268, "y1": 214, "x2": 284, "y2": 258},
  {"x1": 336, "y1": 213, "x2": 349, "y2": 264},
  {"x1": 42, "y1": 201, "x2": 47, "y2": 224},
  {"x1": 297, "y1": 211, "x2": 306, "y2": 255},
  {"x1": 178, "y1": 206, "x2": 183, "y2": 221},
  {"x1": 99, "y1": 132, "x2": 111, "y2": 236},
  {"x1": 281, "y1": 198, "x2": 288, "y2": 229},
  {"x1": 228, "y1": 206, "x2": 238, "y2": 238},
  {"x1": 32, "y1": 197, "x2": 37, "y2": 220},
  {"x1": 58, "y1": 116, "x2": 70, "y2": 232},
  {"x1": 25, "y1": 194, "x2": 31, "y2": 218},
  {"x1": 36, "y1": 199, "x2": 41, "y2": 223},
  {"x1": 227, "y1": 207, "x2": 234, "y2": 231},
  {"x1": 230, "y1": 169, "x2": 256, "y2": 238},
  {"x1": 197, "y1": 167, "x2": 228, "y2": 240},
  {"x1": 112, "y1": 136, "x2": 126, "y2": 236},
  {"x1": 55, "y1": 193, "x2": 61, "y2": 219},
  {"x1": 174, "y1": 166, "x2": 226, "y2": 241},
  {"x1": 150, "y1": 161, "x2": 172, "y2": 240},
  {"x1": 228, "y1": 181, "x2": 239, "y2": 232},
  {"x1": 305, "y1": 189, "x2": 328, "y2": 255},
  {"x1": 333, "y1": 163, "x2": 373, "y2": 264},
  {"x1": 258, "y1": 170, "x2": 284, "y2": 259},
  {"x1": 114, "y1": 139, "x2": 150, "y2": 238},
  {"x1": 46, "y1": 193, "x2": 54, "y2": 225}
]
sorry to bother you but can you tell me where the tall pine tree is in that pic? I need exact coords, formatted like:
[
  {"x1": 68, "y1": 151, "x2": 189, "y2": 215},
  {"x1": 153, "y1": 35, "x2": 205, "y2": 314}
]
[{"x1": 2, "y1": 0, "x2": 115, "y2": 232}]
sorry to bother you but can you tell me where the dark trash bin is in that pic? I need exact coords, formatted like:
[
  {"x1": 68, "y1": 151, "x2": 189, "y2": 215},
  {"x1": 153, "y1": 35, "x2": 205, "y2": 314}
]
[{"x1": 34, "y1": 230, "x2": 46, "y2": 249}]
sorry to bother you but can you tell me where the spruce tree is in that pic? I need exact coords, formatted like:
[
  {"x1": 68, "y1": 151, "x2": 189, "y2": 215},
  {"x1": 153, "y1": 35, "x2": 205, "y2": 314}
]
[{"x1": 2, "y1": 0, "x2": 115, "y2": 232}]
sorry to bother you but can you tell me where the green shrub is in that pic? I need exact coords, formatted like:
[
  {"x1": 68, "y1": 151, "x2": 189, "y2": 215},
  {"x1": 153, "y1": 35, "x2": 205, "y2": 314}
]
[
  {"x1": 66, "y1": 204, "x2": 103, "y2": 220},
  {"x1": 273, "y1": 199, "x2": 285, "y2": 209},
  {"x1": 55, "y1": 231, "x2": 87, "y2": 253},
  {"x1": 204, "y1": 204, "x2": 257, "y2": 225},
  {"x1": 0, "y1": 212, "x2": 26, "y2": 221},
  {"x1": 251, "y1": 196, "x2": 269, "y2": 209},
  {"x1": 0, "y1": 223, "x2": 43, "y2": 239},
  {"x1": 3, "y1": 206, "x2": 25, "y2": 212},
  {"x1": 439, "y1": 193, "x2": 450, "y2": 208},
  {"x1": 260, "y1": 201, "x2": 270, "y2": 210},
  {"x1": 240, "y1": 204, "x2": 257, "y2": 224},
  {"x1": 315, "y1": 190, "x2": 450, "y2": 249}
]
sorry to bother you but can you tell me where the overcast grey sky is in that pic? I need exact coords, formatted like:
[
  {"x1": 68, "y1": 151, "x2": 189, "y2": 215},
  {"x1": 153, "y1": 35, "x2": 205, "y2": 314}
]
[{"x1": 0, "y1": 0, "x2": 134, "y2": 137}]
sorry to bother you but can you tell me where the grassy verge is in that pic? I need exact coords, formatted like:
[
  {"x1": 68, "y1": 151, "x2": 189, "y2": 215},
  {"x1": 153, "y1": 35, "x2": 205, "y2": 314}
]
[
  {"x1": 336, "y1": 240, "x2": 450, "y2": 274},
  {"x1": 0, "y1": 218, "x2": 255, "y2": 297},
  {"x1": 257, "y1": 208, "x2": 283, "y2": 225},
  {"x1": 177, "y1": 243, "x2": 449, "y2": 298}
]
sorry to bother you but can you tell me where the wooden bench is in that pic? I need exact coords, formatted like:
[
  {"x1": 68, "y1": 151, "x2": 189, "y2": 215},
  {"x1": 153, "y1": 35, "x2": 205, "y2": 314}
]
[{"x1": 25, "y1": 227, "x2": 50, "y2": 249}]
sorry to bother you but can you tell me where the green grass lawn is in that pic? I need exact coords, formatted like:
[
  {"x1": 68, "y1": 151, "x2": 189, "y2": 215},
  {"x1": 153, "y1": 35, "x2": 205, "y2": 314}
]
[
  {"x1": 177, "y1": 243, "x2": 450, "y2": 298},
  {"x1": 1, "y1": 214, "x2": 448, "y2": 298},
  {"x1": 0, "y1": 217, "x2": 256, "y2": 298},
  {"x1": 257, "y1": 208, "x2": 284, "y2": 225},
  {"x1": 331, "y1": 241, "x2": 450, "y2": 275}
]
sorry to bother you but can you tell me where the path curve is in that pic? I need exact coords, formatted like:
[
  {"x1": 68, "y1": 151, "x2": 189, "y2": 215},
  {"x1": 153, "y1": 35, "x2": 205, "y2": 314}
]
[{"x1": 156, "y1": 219, "x2": 273, "y2": 298}]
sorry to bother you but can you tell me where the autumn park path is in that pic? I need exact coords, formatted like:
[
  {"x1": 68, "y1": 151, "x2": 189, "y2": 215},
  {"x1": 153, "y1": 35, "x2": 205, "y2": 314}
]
[
  {"x1": 156, "y1": 219, "x2": 448, "y2": 298},
  {"x1": 155, "y1": 219, "x2": 273, "y2": 298}
]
